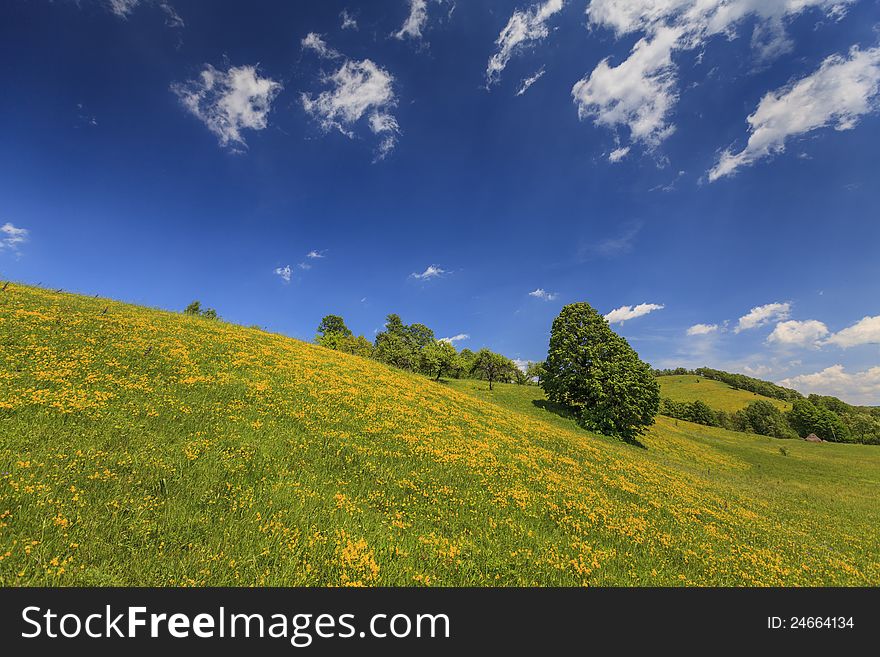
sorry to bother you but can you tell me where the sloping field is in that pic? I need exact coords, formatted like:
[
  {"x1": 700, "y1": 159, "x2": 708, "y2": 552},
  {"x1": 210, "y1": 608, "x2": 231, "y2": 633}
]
[
  {"x1": 657, "y1": 375, "x2": 791, "y2": 412},
  {"x1": 1, "y1": 285, "x2": 878, "y2": 586}
]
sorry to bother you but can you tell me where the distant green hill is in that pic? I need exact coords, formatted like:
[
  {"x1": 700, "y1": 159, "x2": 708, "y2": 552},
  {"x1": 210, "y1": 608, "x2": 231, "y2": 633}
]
[
  {"x1": 1, "y1": 285, "x2": 879, "y2": 586},
  {"x1": 658, "y1": 375, "x2": 791, "y2": 413}
]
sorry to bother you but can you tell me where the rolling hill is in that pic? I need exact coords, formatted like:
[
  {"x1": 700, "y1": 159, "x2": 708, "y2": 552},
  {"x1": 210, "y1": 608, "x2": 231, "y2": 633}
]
[
  {"x1": 657, "y1": 375, "x2": 791, "y2": 413},
  {"x1": 1, "y1": 284, "x2": 879, "y2": 586}
]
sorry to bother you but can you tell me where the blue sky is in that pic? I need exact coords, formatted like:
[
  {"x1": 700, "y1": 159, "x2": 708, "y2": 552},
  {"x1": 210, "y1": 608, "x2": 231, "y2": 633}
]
[{"x1": 2, "y1": 0, "x2": 880, "y2": 403}]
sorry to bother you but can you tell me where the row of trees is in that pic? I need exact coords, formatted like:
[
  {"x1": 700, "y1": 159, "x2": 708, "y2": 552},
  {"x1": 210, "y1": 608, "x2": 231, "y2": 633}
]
[
  {"x1": 660, "y1": 394, "x2": 880, "y2": 444},
  {"x1": 653, "y1": 367, "x2": 803, "y2": 403},
  {"x1": 315, "y1": 314, "x2": 530, "y2": 389},
  {"x1": 660, "y1": 399, "x2": 796, "y2": 439}
]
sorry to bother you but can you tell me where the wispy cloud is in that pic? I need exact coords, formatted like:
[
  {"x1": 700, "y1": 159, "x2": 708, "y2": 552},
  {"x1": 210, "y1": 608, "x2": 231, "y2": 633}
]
[
  {"x1": 486, "y1": 0, "x2": 564, "y2": 86},
  {"x1": 686, "y1": 323, "x2": 718, "y2": 336},
  {"x1": 306, "y1": 250, "x2": 326, "y2": 259},
  {"x1": 605, "y1": 302, "x2": 664, "y2": 325},
  {"x1": 516, "y1": 67, "x2": 546, "y2": 96},
  {"x1": 588, "y1": 222, "x2": 643, "y2": 258},
  {"x1": 273, "y1": 265, "x2": 292, "y2": 283},
  {"x1": 528, "y1": 288, "x2": 558, "y2": 301},
  {"x1": 574, "y1": 0, "x2": 855, "y2": 157},
  {"x1": 340, "y1": 9, "x2": 358, "y2": 30},
  {"x1": 394, "y1": 0, "x2": 429, "y2": 40},
  {"x1": 172, "y1": 64, "x2": 281, "y2": 150},
  {"x1": 439, "y1": 333, "x2": 469, "y2": 344},
  {"x1": 301, "y1": 41, "x2": 399, "y2": 160},
  {"x1": 710, "y1": 46, "x2": 880, "y2": 181},
  {"x1": 301, "y1": 33, "x2": 342, "y2": 59},
  {"x1": 410, "y1": 264, "x2": 448, "y2": 280},
  {"x1": 0, "y1": 222, "x2": 28, "y2": 252},
  {"x1": 105, "y1": 0, "x2": 183, "y2": 27}
]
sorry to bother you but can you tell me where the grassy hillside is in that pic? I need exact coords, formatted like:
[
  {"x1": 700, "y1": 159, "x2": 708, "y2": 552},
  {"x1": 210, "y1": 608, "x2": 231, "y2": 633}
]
[
  {"x1": 1, "y1": 285, "x2": 879, "y2": 586},
  {"x1": 657, "y1": 375, "x2": 791, "y2": 413}
]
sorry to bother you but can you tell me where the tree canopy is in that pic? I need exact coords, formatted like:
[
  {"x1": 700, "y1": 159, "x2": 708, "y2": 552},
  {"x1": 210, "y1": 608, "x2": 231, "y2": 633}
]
[{"x1": 541, "y1": 302, "x2": 660, "y2": 441}]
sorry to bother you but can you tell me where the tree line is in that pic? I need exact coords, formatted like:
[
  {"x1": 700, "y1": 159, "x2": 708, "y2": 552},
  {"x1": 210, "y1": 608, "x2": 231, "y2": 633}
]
[
  {"x1": 658, "y1": 383, "x2": 880, "y2": 444},
  {"x1": 314, "y1": 313, "x2": 540, "y2": 390},
  {"x1": 184, "y1": 299, "x2": 877, "y2": 446}
]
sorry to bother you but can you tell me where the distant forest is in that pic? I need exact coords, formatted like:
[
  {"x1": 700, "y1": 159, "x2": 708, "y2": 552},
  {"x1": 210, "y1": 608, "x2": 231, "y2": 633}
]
[{"x1": 654, "y1": 368, "x2": 880, "y2": 445}]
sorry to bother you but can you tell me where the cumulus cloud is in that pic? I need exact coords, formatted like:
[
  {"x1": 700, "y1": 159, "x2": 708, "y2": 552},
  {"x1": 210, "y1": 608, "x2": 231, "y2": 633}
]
[
  {"x1": 710, "y1": 46, "x2": 880, "y2": 180},
  {"x1": 301, "y1": 52, "x2": 400, "y2": 160},
  {"x1": 274, "y1": 265, "x2": 292, "y2": 283},
  {"x1": 686, "y1": 323, "x2": 718, "y2": 336},
  {"x1": 529, "y1": 288, "x2": 558, "y2": 301},
  {"x1": 0, "y1": 222, "x2": 28, "y2": 251},
  {"x1": 301, "y1": 33, "x2": 342, "y2": 59},
  {"x1": 825, "y1": 315, "x2": 880, "y2": 348},
  {"x1": 575, "y1": 0, "x2": 855, "y2": 154},
  {"x1": 394, "y1": 0, "x2": 429, "y2": 40},
  {"x1": 486, "y1": 0, "x2": 564, "y2": 86},
  {"x1": 516, "y1": 67, "x2": 546, "y2": 96},
  {"x1": 410, "y1": 265, "x2": 448, "y2": 280},
  {"x1": 734, "y1": 302, "x2": 790, "y2": 333},
  {"x1": 767, "y1": 319, "x2": 829, "y2": 347},
  {"x1": 780, "y1": 365, "x2": 880, "y2": 406},
  {"x1": 172, "y1": 65, "x2": 281, "y2": 150},
  {"x1": 439, "y1": 333, "x2": 470, "y2": 344},
  {"x1": 605, "y1": 302, "x2": 664, "y2": 324}
]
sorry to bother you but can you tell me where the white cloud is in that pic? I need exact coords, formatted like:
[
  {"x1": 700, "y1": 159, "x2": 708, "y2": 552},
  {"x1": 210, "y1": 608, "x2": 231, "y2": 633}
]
[
  {"x1": 302, "y1": 56, "x2": 399, "y2": 160},
  {"x1": 572, "y1": 24, "x2": 681, "y2": 148},
  {"x1": 608, "y1": 146, "x2": 630, "y2": 162},
  {"x1": 767, "y1": 319, "x2": 829, "y2": 347},
  {"x1": 340, "y1": 9, "x2": 358, "y2": 30},
  {"x1": 439, "y1": 333, "x2": 470, "y2": 344},
  {"x1": 576, "y1": 0, "x2": 855, "y2": 154},
  {"x1": 734, "y1": 302, "x2": 790, "y2": 333},
  {"x1": 516, "y1": 67, "x2": 546, "y2": 96},
  {"x1": 394, "y1": 0, "x2": 429, "y2": 40},
  {"x1": 512, "y1": 358, "x2": 531, "y2": 373},
  {"x1": 711, "y1": 46, "x2": 880, "y2": 180},
  {"x1": 780, "y1": 365, "x2": 880, "y2": 406},
  {"x1": 605, "y1": 302, "x2": 664, "y2": 324},
  {"x1": 301, "y1": 33, "x2": 342, "y2": 59},
  {"x1": 297, "y1": 262, "x2": 311, "y2": 270},
  {"x1": 306, "y1": 250, "x2": 326, "y2": 259},
  {"x1": 172, "y1": 65, "x2": 281, "y2": 150},
  {"x1": 0, "y1": 222, "x2": 28, "y2": 251},
  {"x1": 274, "y1": 265, "x2": 292, "y2": 283},
  {"x1": 825, "y1": 315, "x2": 880, "y2": 348},
  {"x1": 105, "y1": 1, "x2": 183, "y2": 27},
  {"x1": 486, "y1": 0, "x2": 564, "y2": 86},
  {"x1": 410, "y1": 264, "x2": 448, "y2": 280},
  {"x1": 528, "y1": 288, "x2": 558, "y2": 301},
  {"x1": 686, "y1": 323, "x2": 718, "y2": 336}
]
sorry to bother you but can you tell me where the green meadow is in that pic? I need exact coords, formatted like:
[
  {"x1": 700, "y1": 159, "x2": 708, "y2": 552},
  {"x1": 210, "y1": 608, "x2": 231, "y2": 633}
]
[
  {"x1": 1, "y1": 285, "x2": 878, "y2": 586},
  {"x1": 657, "y1": 375, "x2": 792, "y2": 413}
]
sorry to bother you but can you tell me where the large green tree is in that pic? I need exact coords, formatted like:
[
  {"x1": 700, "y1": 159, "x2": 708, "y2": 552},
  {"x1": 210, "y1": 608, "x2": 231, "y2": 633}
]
[{"x1": 541, "y1": 302, "x2": 660, "y2": 441}]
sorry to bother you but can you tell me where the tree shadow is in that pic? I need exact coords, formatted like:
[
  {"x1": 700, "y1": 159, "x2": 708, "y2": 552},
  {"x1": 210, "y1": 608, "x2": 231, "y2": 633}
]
[{"x1": 531, "y1": 400, "x2": 647, "y2": 450}]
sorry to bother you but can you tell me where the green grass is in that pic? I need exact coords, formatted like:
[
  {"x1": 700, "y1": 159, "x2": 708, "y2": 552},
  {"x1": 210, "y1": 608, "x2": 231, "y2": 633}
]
[
  {"x1": 1, "y1": 284, "x2": 879, "y2": 586},
  {"x1": 657, "y1": 375, "x2": 791, "y2": 412}
]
